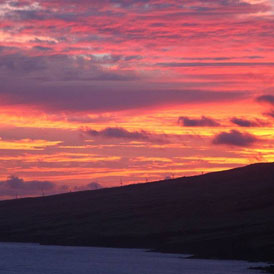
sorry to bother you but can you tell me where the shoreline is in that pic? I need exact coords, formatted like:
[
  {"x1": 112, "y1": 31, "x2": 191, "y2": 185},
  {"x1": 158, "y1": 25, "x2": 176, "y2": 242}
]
[
  {"x1": 1, "y1": 239, "x2": 273, "y2": 266},
  {"x1": 0, "y1": 242, "x2": 267, "y2": 274},
  {"x1": 0, "y1": 241, "x2": 271, "y2": 272},
  {"x1": 249, "y1": 266, "x2": 274, "y2": 274}
]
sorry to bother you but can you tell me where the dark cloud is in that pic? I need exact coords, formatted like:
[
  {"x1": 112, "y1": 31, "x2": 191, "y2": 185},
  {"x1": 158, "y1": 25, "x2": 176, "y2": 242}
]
[
  {"x1": 88, "y1": 127, "x2": 149, "y2": 140},
  {"x1": 264, "y1": 110, "x2": 274, "y2": 118},
  {"x1": 212, "y1": 130, "x2": 258, "y2": 147},
  {"x1": 84, "y1": 127, "x2": 166, "y2": 143},
  {"x1": 0, "y1": 53, "x2": 136, "y2": 80},
  {"x1": 0, "y1": 176, "x2": 103, "y2": 200},
  {"x1": 178, "y1": 116, "x2": 220, "y2": 127},
  {"x1": 31, "y1": 38, "x2": 57, "y2": 45},
  {"x1": 180, "y1": 56, "x2": 263, "y2": 61},
  {"x1": 0, "y1": 54, "x2": 47, "y2": 73},
  {"x1": 0, "y1": 84, "x2": 246, "y2": 113},
  {"x1": 0, "y1": 46, "x2": 17, "y2": 53},
  {"x1": 257, "y1": 94, "x2": 274, "y2": 105},
  {"x1": 0, "y1": 175, "x2": 59, "y2": 197},
  {"x1": 230, "y1": 117, "x2": 267, "y2": 127},
  {"x1": 257, "y1": 95, "x2": 274, "y2": 120},
  {"x1": 33, "y1": 46, "x2": 52, "y2": 51}
]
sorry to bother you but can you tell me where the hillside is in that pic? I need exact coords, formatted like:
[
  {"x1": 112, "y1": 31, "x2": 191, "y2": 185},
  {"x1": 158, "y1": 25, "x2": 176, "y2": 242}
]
[{"x1": 0, "y1": 162, "x2": 274, "y2": 262}]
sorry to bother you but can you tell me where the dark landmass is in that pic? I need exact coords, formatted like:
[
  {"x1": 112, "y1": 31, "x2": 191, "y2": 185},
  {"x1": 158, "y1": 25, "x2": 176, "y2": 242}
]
[{"x1": 0, "y1": 163, "x2": 274, "y2": 263}]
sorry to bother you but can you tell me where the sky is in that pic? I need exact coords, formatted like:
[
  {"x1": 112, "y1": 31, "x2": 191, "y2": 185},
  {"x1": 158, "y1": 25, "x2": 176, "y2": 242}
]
[{"x1": 0, "y1": 0, "x2": 273, "y2": 199}]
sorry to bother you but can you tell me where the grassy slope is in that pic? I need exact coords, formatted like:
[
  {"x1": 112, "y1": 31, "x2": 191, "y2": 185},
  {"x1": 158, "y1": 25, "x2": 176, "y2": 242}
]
[{"x1": 0, "y1": 162, "x2": 274, "y2": 261}]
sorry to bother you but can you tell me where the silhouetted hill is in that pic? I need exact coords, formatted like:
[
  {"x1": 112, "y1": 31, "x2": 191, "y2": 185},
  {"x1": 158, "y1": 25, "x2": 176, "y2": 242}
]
[{"x1": 0, "y1": 162, "x2": 274, "y2": 262}]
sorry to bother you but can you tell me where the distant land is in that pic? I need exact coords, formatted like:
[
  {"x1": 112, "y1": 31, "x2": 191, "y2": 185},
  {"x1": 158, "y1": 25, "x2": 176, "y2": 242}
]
[{"x1": 0, "y1": 163, "x2": 274, "y2": 264}]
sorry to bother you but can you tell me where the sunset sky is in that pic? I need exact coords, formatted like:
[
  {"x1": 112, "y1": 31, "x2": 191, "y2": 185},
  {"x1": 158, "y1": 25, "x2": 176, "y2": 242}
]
[{"x1": 0, "y1": 0, "x2": 274, "y2": 199}]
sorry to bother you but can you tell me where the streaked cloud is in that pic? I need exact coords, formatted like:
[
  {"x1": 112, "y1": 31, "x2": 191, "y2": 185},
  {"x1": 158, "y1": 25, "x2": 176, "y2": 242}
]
[
  {"x1": 230, "y1": 117, "x2": 268, "y2": 127},
  {"x1": 257, "y1": 94, "x2": 274, "y2": 105},
  {"x1": 264, "y1": 110, "x2": 274, "y2": 118},
  {"x1": 157, "y1": 62, "x2": 274, "y2": 67},
  {"x1": 83, "y1": 127, "x2": 167, "y2": 143}
]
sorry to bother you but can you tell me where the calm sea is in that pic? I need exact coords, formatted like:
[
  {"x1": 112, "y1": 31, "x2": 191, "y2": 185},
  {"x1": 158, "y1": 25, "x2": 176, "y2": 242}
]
[{"x1": 0, "y1": 242, "x2": 267, "y2": 274}]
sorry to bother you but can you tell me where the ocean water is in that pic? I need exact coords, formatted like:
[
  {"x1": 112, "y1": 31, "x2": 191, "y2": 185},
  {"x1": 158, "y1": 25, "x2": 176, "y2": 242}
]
[{"x1": 0, "y1": 242, "x2": 267, "y2": 274}]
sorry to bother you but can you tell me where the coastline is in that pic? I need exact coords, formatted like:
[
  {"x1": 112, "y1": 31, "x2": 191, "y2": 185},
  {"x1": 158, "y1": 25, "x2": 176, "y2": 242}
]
[{"x1": 0, "y1": 242, "x2": 265, "y2": 274}]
